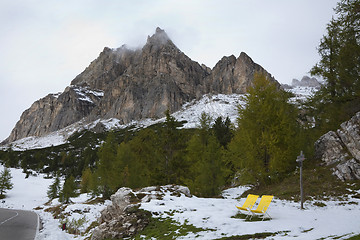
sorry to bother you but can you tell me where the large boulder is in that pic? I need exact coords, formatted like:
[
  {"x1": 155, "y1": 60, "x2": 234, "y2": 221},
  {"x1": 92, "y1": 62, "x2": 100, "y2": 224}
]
[
  {"x1": 91, "y1": 185, "x2": 191, "y2": 240},
  {"x1": 91, "y1": 187, "x2": 150, "y2": 240},
  {"x1": 315, "y1": 112, "x2": 360, "y2": 180}
]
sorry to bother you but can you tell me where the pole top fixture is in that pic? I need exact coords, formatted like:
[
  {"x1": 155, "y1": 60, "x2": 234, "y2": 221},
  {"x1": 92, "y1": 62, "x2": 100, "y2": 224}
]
[{"x1": 296, "y1": 150, "x2": 305, "y2": 163}]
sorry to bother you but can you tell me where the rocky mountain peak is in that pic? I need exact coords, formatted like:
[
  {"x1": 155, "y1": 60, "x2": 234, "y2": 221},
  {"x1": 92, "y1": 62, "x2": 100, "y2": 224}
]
[
  {"x1": 146, "y1": 27, "x2": 173, "y2": 47},
  {"x1": 2, "y1": 28, "x2": 279, "y2": 144}
]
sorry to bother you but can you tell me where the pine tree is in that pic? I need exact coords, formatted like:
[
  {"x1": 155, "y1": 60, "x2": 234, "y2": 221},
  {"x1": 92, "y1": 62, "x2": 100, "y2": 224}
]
[
  {"x1": 185, "y1": 112, "x2": 225, "y2": 197},
  {"x1": 80, "y1": 168, "x2": 92, "y2": 194},
  {"x1": 96, "y1": 132, "x2": 118, "y2": 198},
  {"x1": 159, "y1": 110, "x2": 186, "y2": 184},
  {"x1": 310, "y1": 0, "x2": 360, "y2": 132},
  {"x1": 114, "y1": 141, "x2": 147, "y2": 189},
  {"x1": 229, "y1": 73, "x2": 300, "y2": 184},
  {"x1": 128, "y1": 128, "x2": 161, "y2": 186},
  {"x1": 0, "y1": 168, "x2": 13, "y2": 198},
  {"x1": 212, "y1": 116, "x2": 233, "y2": 149},
  {"x1": 59, "y1": 175, "x2": 77, "y2": 203},
  {"x1": 88, "y1": 171, "x2": 101, "y2": 197},
  {"x1": 47, "y1": 175, "x2": 61, "y2": 199}
]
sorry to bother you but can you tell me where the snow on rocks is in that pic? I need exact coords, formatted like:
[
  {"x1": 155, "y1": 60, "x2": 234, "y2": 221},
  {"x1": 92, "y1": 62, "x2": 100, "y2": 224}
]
[
  {"x1": 71, "y1": 85, "x2": 104, "y2": 104},
  {"x1": 91, "y1": 185, "x2": 192, "y2": 240}
]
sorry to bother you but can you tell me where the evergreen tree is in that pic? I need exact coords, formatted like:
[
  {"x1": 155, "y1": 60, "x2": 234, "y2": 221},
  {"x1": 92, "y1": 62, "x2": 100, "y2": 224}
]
[
  {"x1": 229, "y1": 73, "x2": 300, "y2": 184},
  {"x1": 128, "y1": 128, "x2": 161, "y2": 186},
  {"x1": 114, "y1": 141, "x2": 148, "y2": 189},
  {"x1": 80, "y1": 168, "x2": 92, "y2": 194},
  {"x1": 0, "y1": 168, "x2": 13, "y2": 198},
  {"x1": 212, "y1": 116, "x2": 233, "y2": 149},
  {"x1": 159, "y1": 110, "x2": 186, "y2": 184},
  {"x1": 185, "y1": 113, "x2": 225, "y2": 197},
  {"x1": 47, "y1": 175, "x2": 61, "y2": 199},
  {"x1": 199, "y1": 112, "x2": 212, "y2": 145},
  {"x1": 88, "y1": 171, "x2": 101, "y2": 197},
  {"x1": 59, "y1": 175, "x2": 77, "y2": 203},
  {"x1": 96, "y1": 132, "x2": 118, "y2": 198},
  {"x1": 310, "y1": 0, "x2": 360, "y2": 132},
  {"x1": 4, "y1": 149, "x2": 18, "y2": 168}
]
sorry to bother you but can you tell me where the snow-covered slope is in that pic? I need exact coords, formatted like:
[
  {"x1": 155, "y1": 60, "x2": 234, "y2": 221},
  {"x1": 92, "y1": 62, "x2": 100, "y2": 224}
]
[
  {"x1": 1, "y1": 164, "x2": 359, "y2": 240},
  {"x1": 140, "y1": 186, "x2": 360, "y2": 240},
  {"x1": 1, "y1": 86, "x2": 316, "y2": 151},
  {"x1": 0, "y1": 165, "x2": 111, "y2": 240}
]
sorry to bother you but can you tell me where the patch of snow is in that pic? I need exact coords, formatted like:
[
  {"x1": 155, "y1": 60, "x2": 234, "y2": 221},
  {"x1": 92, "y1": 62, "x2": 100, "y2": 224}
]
[
  {"x1": 51, "y1": 92, "x2": 62, "y2": 99},
  {"x1": 174, "y1": 94, "x2": 244, "y2": 128},
  {"x1": 87, "y1": 89, "x2": 104, "y2": 98},
  {"x1": 71, "y1": 85, "x2": 104, "y2": 103},
  {"x1": 7, "y1": 134, "x2": 67, "y2": 151},
  {"x1": 287, "y1": 86, "x2": 317, "y2": 103},
  {"x1": 5, "y1": 120, "x2": 86, "y2": 151}
]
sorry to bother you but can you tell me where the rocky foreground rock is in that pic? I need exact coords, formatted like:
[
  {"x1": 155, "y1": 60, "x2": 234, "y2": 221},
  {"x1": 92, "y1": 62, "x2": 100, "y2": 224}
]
[
  {"x1": 315, "y1": 111, "x2": 360, "y2": 180},
  {"x1": 91, "y1": 185, "x2": 191, "y2": 240},
  {"x1": 3, "y1": 27, "x2": 277, "y2": 144}
]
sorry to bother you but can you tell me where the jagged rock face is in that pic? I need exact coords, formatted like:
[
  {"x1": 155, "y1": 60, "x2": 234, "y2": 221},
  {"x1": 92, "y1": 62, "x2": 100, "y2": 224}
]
[
  {"x1": 315, "y1": 111, "x2": 360, "y2": 180},
  {"x1": 89, "y1": 28, "x2": 208, "y2": 123},
  {"x1": 207, "y1": 52, "x2": 278, "y2": 94},
  {"x1": 71, "y1": 46, "x2": 136, "y2": 91},
  {"x1": 4, "y1": 27, "x2": 278, "y2": 143},
  {"x1": 6, "y1": 86, "x2": 103, "y2": 143}
]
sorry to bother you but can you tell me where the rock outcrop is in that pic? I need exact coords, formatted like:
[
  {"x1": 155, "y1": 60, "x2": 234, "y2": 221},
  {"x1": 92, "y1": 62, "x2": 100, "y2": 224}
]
[
  {"x1": 91, "y1": 187, "x2": 150, "y2": 240},
  {"x1": 315, "y1": 111, "x2": 360, "y2": 180},
  {"x1": 3, "y1": 27, "x2": 278, "y2": 144},
  {"x1": 91, "y1": 185, "x2": 191, "y2": 240}
]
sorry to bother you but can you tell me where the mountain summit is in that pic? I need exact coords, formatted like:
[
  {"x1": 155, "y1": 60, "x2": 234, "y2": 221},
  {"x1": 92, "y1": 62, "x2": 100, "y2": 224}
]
[
  {"x1": 3, "y1": 28, "x2": 277, "y2": 144},
  {"x1": 146, "y1": 27, "x2": 172, "y2": 45}
]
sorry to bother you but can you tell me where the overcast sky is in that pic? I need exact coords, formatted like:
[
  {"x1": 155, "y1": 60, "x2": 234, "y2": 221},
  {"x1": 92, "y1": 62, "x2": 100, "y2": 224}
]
[{"x1": 0, "y1": 0, "x2": 338, "y2": 141}]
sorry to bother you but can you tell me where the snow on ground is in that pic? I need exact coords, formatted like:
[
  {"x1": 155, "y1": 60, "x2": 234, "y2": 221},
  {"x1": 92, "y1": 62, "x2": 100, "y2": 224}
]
[
  {"x1": 173, "y1": 94, "x2": 243, "y2": 129},
  {"x1": 287, "y1": 86, "x2": 318, "y2": 103},
  {"x1": 141, "y1": 186, "x2": 360, "y2": 240},
  {"x1": 0, "y1": 166, "x2": 52, "y2": 210},
  {"x1": 5, "y1": 134, "x2": 68, "y2": 152},
  {"x1": 2, "y1": 119, "x2": 86, "y2": 151},
  {"x1": 0, "y1": 165, "x2": 111, "y2": 240},
  {"x1": 1, "y1": 164, "x2": 359, "y2": 239}
]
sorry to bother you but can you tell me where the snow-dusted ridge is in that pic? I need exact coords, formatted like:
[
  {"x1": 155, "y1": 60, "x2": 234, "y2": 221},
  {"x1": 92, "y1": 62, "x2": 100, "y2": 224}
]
[
  {"x1": 1, "y1": 87, "x2": 316, "y2": 151},
  {"x1": 1, "y1": 94, "x2": 245, "y2": 151}
]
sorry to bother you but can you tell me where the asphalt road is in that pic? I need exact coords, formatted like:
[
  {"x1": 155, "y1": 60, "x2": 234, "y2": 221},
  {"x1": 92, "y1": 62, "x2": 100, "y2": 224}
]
[{"x1": 0, "y1": 208, "x2": 38, "y2": 240}]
